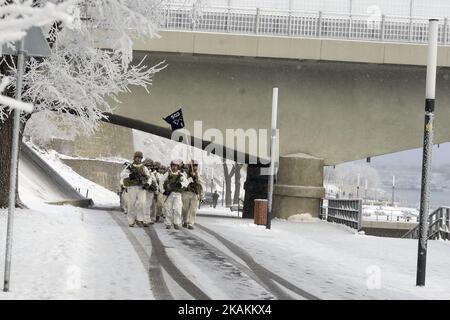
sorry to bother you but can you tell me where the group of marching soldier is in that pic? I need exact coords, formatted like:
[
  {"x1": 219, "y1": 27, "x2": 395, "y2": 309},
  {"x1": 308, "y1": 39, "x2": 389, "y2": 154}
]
[{"x1": 119, "y1": 151, "x2": 204, "y2": 230}]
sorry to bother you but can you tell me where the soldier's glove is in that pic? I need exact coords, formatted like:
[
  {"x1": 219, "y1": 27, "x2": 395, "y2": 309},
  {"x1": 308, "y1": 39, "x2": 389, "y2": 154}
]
[
  {"x1": 149, "y1": 184, "x2": 157, "y2": 192},
  {"x1": 129, "y1": 172, "x2": 137, "y2": 180},
  {"x1": 176, "y1": 182, "x2": 182, "y2": 188},
  {"x1": 143, "y1": 183, "x2": 150, "y2": 190},
  {"x1": 163, "y1": 191, "x2": 170, "y2": 196}
]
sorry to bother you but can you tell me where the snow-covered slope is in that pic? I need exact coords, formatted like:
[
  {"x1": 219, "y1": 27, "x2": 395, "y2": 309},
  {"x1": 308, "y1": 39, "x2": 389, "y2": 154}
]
[{"x1": 19, "y1": 142, "x2": 119, "y2": 207}]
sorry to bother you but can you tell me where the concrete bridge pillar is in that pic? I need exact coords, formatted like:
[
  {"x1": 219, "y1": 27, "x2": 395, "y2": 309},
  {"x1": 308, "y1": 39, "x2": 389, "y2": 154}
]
[
  {"x1": 243, "y1": 154, "x2": 325, "y2": 220},
  {"x1": 273, "y1": 153, "x2": 325, "y2": 219}
]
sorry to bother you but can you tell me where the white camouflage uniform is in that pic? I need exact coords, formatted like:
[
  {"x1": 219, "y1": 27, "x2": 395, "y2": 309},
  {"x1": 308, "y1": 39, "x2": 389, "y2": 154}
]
[
  {"x1": 120, "y1": 164, "x2": 151, "y2": 226},
  {"x1": 161, "y1": 167, "x2": 189, "y2": 228}
]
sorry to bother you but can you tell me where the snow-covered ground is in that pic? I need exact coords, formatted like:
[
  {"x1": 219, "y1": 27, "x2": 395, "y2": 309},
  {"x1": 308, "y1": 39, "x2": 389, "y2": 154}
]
[
  {"x1": 198, "y1": 206, "x2": 241, "y2": 218},
  {"x1": 2, "y1": 143, "x2": 449, "y2": 300},
  {"x1": 0, "y1": 204, "x2": 153, "y2": 300},
  {"x1": 194, "y1": 216, "x2": 450, "y2": 300}
]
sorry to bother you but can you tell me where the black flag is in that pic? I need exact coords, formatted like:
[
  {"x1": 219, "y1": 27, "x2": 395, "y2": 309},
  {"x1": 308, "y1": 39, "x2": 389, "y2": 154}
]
[{"x1": 163, "y1": 108, "x2": 185, "y2": 131}]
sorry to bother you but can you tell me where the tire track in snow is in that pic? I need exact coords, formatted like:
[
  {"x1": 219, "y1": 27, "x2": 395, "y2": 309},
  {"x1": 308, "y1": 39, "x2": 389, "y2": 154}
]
[
  {"x1": 107, "y1": 211, "x2": 173, "y2": 300},
  {"x1": 143, "y1": 226, "x2": 211, "y2": 300},
  {"x1": 196, "y1": 223, "x2": 321, "y2": 300},
  {"x1": 164, "y1": 227, "x2": 277, "y2": 299}
]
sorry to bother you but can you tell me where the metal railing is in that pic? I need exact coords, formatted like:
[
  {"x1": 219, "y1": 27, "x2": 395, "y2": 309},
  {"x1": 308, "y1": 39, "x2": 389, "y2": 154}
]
[
  {"x1": 159, "y1": 5, "x2": 450, "y2": 45},
  {"x1": 402, "y1": 207, "x2": 450, "y2": 240},
  {"x1": 320, "y1": 199, "x2": 363, "y2": 231}
]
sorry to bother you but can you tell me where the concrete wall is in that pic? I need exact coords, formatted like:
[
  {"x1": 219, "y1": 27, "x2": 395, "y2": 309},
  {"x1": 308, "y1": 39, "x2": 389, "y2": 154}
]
[
  {"x1": 115, "y1": 51, "x2": 450, "y2": 165},
  {"x1": 129, "y1": 31, "x2": 450, "y2": 67},
  {"x1": 360, "y1": 220, "x2": 417, "y2": 238},
  {"x1": 48, "y1": 122, "x2": 134, "y2": 160},
  {"x1": 62, "y1": 159, "x2": 124, "y2": 192}
]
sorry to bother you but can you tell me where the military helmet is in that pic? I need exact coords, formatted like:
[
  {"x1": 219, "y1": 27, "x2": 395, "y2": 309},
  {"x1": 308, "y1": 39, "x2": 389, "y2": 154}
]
[
  {"x1": 134, "y1": 151, "x2": 144, "y2": 158},
  {"x1": 170, "y1": 159, "x2": 183, "y2": 168},
  {"x1": 143, "y1": 159, "x2": 153, "y2": 167}
]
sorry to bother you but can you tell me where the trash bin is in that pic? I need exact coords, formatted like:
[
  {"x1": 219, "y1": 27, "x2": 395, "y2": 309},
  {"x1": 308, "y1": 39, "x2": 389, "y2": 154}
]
[{"x1": 254, "y1": 199, "x2": 268, "y2": 226}]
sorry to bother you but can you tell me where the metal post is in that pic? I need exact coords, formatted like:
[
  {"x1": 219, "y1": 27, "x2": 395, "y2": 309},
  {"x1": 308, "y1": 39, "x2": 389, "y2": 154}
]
[
  {"x1": 222, "y1": 179, "x2": 224, "y2": 207},
  {"x1": 255, "y1": 8, "x2": 260, "y2": 34},
  {"x1": 443, "y1": 18, "x2": 448, "y2": 44},
  {"x1": 380, "y1": 14, "x2": 385, "y2": 41},
  {"x1": 227, "y1": 8, "x2": 231, "y2": 32},
  {"x1": 365, "y1": 179, "x2": 368, "y2": 200},
  {"x1": 288, "y1": 11, "x2": 292, "y2": 36},
  {"x1": 266, "y1": 88, "x2": 278, "y2": 230},
  {"x1": 211, "y1": 168, "x2": 214, "y2": 195},
  {"x1": 409, "y1": 18, "x2": 413, "y2": 41},
  {"x1": 165, "y1": 3, "x2": 170, "y2": 29},
  {"x1": 191, "y1": 3, "x2": 196, "y2": 31},
  {"x1": 356, "y1": 174, "x2": 360, "y2": 198},
  {"x1": 392, "y1": 175, "x2": 395, "y2": 206},
  {"x1": 317, "y1": 11, "x2": 322, "y2": 37},
  {"x1": 3, "y1": 39, "x2": 25, "y2": 292},
  {"x1": 416, "y1": 19, "x2": 438, "y2": 287},
  {"x1": 348, "y1": 14, "x2": 352, "y2": 39},
  {"x1": 409, "y1": 0, "x2": 414, "y2": 42}
]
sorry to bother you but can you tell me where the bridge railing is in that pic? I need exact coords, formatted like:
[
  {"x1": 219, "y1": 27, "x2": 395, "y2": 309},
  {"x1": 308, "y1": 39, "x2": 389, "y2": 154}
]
[
  {"x1": 320, "y1": 199, "x2": 363, "y2": 231},
  {"x1": 402, "y1": 207, "x2": 450, "y2": 240},
  {"x1": 161, "y1": 5, "x2": 450, "y2": 45}
]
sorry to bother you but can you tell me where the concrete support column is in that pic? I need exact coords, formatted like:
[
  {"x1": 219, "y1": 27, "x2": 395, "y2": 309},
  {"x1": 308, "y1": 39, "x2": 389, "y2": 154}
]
[{"x1": 273, "y1": 153, "x2": 325, "y2": 219}]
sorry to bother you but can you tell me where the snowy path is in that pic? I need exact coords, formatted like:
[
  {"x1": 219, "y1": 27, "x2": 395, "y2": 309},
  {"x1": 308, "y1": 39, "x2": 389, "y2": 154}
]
[
  {"x1": 0, "y1": 206, "x2": 153, "y2": 300},
  {"x1": 108, "y1": 210, "x2": 300, "y2": 300},
  {"x1": 3, "y1": 203, "x2": 450, "y2": 299}
]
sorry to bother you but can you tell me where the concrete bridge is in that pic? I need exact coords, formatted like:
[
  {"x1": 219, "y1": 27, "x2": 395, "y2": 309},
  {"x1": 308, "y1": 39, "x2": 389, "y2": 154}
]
[{"x1": 96, "y1": 7, "x2": 450, "y2": 218}]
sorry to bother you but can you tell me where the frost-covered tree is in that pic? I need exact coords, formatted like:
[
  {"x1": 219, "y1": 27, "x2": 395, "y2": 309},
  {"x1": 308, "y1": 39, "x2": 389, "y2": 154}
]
[
  {"x1": 0, "y1": 0, "x2": 76, "y2": 208},
  {"x1": 0, "y1": 0, "x2": 75, "y2": 113},
  {"x1": 0, "y1": 0, "x2": 202, "y2": 207}
]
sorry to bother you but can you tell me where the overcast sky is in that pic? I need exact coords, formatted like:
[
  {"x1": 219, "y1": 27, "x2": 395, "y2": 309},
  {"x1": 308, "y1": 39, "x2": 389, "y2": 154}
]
[{"x1": 369, "y1": 143, "x2": 450, "y2": 168}]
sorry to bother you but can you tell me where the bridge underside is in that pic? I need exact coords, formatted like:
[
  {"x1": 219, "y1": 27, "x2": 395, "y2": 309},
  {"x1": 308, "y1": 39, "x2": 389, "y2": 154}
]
[
  {"x1": 116, "y1": 51, "x2": 450, "y2": 166},
  {"x1": 110, "y1": 49, "x2": 450, "y2": 218}
]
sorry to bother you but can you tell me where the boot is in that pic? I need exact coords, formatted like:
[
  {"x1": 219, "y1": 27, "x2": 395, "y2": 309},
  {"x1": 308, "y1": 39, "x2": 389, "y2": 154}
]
[
  {"x1": 174, "y1": 225, "x2": 180, "y2": 230},
  {"x1": 187, "y1": 225, "x2": 194, "y2": 230},
  {"x1": 165, "y1": 225, "x2": 171, "y2": 229},
  {"x1": 182, "y1": 223, "x2": 188, "y2": 228}
]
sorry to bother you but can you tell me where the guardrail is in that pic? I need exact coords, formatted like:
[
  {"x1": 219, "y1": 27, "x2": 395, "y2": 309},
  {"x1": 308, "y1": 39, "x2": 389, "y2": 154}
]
[
  {"x1": 159, "y1": 5, "x2": 450, "y2": 45},
  {"x1": 402, "y1": 207, "x2": 450, "y2": 240},
  {"x1": 320, "y1": 199, "x2": 363, "y2": 231}
]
